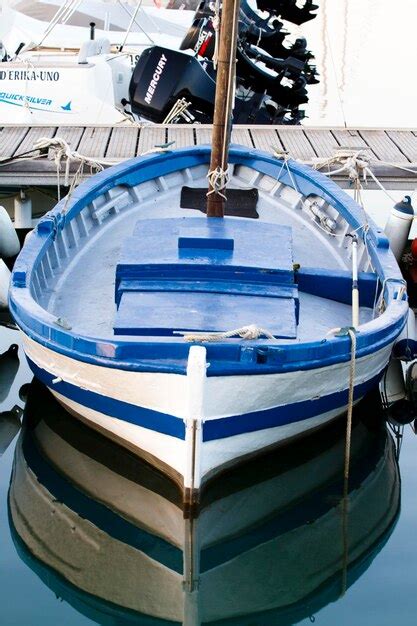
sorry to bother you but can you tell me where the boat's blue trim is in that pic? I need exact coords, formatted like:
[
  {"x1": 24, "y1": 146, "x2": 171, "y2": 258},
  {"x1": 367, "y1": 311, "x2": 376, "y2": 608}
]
[
  {"x1": 19, "y1": 430, "x2": 184, "y2": 574},
  {"x1": 27, "y1": 358, "x2": 186, "y2": 440},
  {"x1": 27, "y1": 357, "x2": 383, "y2": 441},
  {"x1": 202, "y1": 371, "x2": 383, "y2": 441},
  {"x1": 10, "y1": 292, "x2": 405, "y2": 376},
  {"x1": 297, "y1": 268, "x2": 379, "y2": 307},
  {"x1": 9, "y1": 145, "x2": 408, "y2": 375}
]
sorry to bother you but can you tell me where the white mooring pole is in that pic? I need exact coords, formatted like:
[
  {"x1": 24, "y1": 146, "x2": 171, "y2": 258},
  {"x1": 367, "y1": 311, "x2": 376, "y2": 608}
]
[
  {"x1": 184, "y1": 345, "x2": 206, "y2": 513},
  {"x1": 351, "y1": 235, "x2": 359, "y2": 328},
  {"x1": 14, "y1": 191, "x2": 32, "y2": 229}
]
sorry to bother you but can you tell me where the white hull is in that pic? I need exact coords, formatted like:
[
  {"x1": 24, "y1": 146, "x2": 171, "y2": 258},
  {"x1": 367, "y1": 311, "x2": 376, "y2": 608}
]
[{"x1": 23, "y1": 333, "x2": 393, "y2": 498}]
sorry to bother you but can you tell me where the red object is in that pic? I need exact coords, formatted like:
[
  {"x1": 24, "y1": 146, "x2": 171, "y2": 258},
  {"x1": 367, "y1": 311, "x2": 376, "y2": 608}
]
[
  {"x1": 411, "y1": 238, "x2": 417, "y2": 260},
  {"x1": 198, "y1": 33, "x2": 213, "y2": 57},
  {"x1": 409, "y1": 266, "x2": 417, "y2": 283}
]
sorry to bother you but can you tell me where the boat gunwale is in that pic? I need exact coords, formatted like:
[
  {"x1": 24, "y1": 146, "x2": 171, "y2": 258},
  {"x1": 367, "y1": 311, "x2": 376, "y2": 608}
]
[{"x1": 9, "y1": 145, "x2": 409, "y2": 375}]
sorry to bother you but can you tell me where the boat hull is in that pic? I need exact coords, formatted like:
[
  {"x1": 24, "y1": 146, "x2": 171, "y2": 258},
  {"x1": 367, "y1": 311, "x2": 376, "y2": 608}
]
[{"x1": 22, "y1": 333, "x2": 393, "y2": 502}]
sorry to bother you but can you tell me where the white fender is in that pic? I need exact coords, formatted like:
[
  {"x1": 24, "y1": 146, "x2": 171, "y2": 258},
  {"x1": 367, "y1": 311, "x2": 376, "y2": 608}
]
[
  {"x1": 0, "y1": 258, "x2": 11, "y2": 309},
  {"x1": 0, "y1": 205, "x2": 20, "y2": 258},
  {"x1": 382, "y1": 358, "x2": 406, "y2": 404},
  {"x1": 384, "y1": 196, "x2": 414, "y2": 261}
]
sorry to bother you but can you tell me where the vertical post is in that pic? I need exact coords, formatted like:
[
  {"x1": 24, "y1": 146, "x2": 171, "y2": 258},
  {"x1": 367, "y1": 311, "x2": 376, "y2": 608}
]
[
  {"x1": 184, "y1": 346, "x2": 206, "y2": 515},
  {"x1": 14, "y1": 190, "x2": 32, "y2": 229},
  {"x1": 206, "y1": 0, "x2": 241, "y2": 218},
  {"x1": 351, "y1": 235, "x2": 359, "y2": 328}
]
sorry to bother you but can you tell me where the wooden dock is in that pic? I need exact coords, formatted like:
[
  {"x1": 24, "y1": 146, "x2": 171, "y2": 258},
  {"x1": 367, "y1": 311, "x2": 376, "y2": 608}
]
[{"x1": 0, "y1": 125, "x2": 416, "y2": 189}]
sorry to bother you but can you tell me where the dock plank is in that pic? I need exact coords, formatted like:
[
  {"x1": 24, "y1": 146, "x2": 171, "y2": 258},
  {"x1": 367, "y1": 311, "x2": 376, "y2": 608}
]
[
  {"x1": 195, "y1": 127, "x2": 212, "y2": 145},
  {"x1": 386, "y1": 130, "x2": 417, "y2": 163},
  {"x1": 231, "y1": 127, "x2": 252, "y2": 146},
  {"x1": 0, "y1": 127, "x2": 29, "y2": 157},
  {"x1": 167, "y1": 127, "x2": 194, "y2": 148},
  {"x1": 55, "y1": 126, "x2": 85, "y2": 151},
  {"x1": 137, "y1": 126, "x2": 166, "y2": 154},
  {"x1": 15, "y1": 126, "x2": 56, "y2": 158},
  {"x1": 277, "y1": 128, "x2": 316, "y2": 160},
  {"x1": 304, "y1": 129, "x2": 339, "y2": 158},
  {"x1": 106, "y1": 127, "x2": 139, "y2": 159},
  {"x1": 249, "y1": 128, "x2": 279, "y2": 153},
  {"x1": 77, "y1": 127, "x2": 112, "y2": 158},
  {"x1": 331, "y1": 128, "x2": 376, "y2": 156},
  {"x1": 359, "y1": 130, "x2": 408, "y2": 163}
]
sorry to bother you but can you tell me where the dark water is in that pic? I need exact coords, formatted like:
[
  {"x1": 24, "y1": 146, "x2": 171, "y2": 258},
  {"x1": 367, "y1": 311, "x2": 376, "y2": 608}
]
[{"x1": 1, "y1": 326, "x2": 417, "y2": 626}]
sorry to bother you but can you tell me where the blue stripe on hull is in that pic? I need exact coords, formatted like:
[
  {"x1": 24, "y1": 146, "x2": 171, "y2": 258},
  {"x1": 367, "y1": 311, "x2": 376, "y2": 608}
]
[
  {"x1": 203, "y1": 372, "x2": 383, "y2": 441},
  {"x1": 27, "y1": 358, "x2": 384, "y2": 442},
  {"x1": 27, "y1": 359, "x2": 186, "y2": 440}
]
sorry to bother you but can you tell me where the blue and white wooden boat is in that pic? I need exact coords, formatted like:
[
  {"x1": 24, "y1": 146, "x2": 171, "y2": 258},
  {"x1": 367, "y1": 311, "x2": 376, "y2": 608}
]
[
  {"x1": 9, "y1": 384, "x2": 400, "y2": 625},
  {"x1": 9, "y1": 144, "x2": 408, "y2": 501}
]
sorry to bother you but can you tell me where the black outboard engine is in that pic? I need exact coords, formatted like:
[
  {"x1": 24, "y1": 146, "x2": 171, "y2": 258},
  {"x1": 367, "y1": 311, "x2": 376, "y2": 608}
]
[
  {"x1": 129, "y1": 46, "x2": 216, "y2": 123},
  {"x1": 128, "y1": 45, "x2": 292, "y2": 125},
  {"x1": 256, "y1": 0, "x2": 318, "y2": 25}
]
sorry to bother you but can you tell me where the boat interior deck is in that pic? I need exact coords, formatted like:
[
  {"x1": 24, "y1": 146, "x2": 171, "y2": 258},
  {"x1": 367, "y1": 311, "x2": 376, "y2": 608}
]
[{"x1": 34, "y1": 162, "x2": 375, "y2": 344}]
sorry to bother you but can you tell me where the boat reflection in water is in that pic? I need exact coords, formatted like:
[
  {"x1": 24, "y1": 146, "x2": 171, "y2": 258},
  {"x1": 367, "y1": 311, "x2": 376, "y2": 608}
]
[{"x1": 9, "y1": 381, "x2": 400, "y2": 625}]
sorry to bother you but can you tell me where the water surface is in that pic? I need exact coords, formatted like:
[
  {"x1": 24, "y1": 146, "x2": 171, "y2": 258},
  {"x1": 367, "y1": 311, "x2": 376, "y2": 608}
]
[{"x1": 1, "y1": 326, "x2": 417, "y2": 625}]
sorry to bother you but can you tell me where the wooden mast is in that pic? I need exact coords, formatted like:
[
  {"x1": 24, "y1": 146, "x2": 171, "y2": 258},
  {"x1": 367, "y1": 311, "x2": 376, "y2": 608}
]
[{"x1": 206, "y1": 0, "x2": 241, "y2": 218}]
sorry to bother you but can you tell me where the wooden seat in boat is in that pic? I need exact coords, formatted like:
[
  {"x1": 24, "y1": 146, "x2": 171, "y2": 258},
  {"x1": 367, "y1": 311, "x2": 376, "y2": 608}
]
[{"x1": 113, "y1": 217, "x2": 299, "y2": 338}]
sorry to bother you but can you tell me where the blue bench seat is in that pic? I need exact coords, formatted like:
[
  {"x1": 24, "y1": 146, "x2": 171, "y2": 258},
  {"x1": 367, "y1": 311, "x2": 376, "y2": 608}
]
[{"x1": 113, "y1": 217, "x2": 299, "y2": 338}]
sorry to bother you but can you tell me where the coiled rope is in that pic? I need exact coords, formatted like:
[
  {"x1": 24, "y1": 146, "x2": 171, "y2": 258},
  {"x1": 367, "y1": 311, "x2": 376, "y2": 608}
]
[
  {"x1": 206, "y1": 166, "x2": 229, "y2": 200},
  {"x1": 175, "y1": 324, "x2": 277, "y2": 342},
  {"x1": 33, "y1": 137, "x2": 106, "y2": 204}
]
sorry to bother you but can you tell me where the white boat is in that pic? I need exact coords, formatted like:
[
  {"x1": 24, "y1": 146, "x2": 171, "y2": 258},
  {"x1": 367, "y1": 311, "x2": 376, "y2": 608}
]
[
  {"x1": 0, "y1": 1, "x2": 194, "y2": 124},
  {"x1": 0, "y1": 1, "x2": 318, "y2": 125},
  {"x1": 9, "y1": 383, "x2": 400, "y2": 625},
  {"x1": 8, "y1": 141, "x2": 409, "y2": 500}
]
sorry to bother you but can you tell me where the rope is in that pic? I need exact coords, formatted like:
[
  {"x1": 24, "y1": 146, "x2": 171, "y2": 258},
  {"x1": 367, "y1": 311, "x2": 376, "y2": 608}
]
[
  {"x1": 327, "y1": 326, "x2": 356, "y2": 595},
  {"x1": 32, "y1": 136, "x2": 105, "y2": 204},
  {"x1": 272, "y1": 147, "x2": 300, "y2": 193},
  {"x1": 341, "y1": 327, "x2": 356, "y2": 595},
  {"x1": 175, "y1": 324, "x2": 277, "y2": 342},
  {"x1": 212, "y1": 0, "x2": 221, "y2": 69},
  {"x1": 206, "y1": 166, "x2": 229, "y2": 200}
]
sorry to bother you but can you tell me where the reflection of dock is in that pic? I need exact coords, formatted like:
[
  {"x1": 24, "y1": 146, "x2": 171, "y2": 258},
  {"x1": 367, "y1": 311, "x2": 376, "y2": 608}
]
[{"x1": 1, "y1": 125, "x2": 417, "y2": 189}]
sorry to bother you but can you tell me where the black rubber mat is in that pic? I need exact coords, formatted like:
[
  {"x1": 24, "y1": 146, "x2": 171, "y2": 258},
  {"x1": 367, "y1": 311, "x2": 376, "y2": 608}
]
[{"x1": 180, "y1": 186, "x2": 259, "y2": 218}]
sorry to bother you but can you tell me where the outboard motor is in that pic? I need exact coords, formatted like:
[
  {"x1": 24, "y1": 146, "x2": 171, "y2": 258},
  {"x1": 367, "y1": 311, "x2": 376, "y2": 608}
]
[
  {"x1": 128, "y1": 45, "x2": 293, "y2": 125},
  {"x1": 128, "y1": 46, "x2": 216, "y2": 123},
  {"x1": 180, "y1": 17, "x2": 217, "y2": 57},
  {"x1": 256, "y1": 0, "x2": 318, "y2": 25}
]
